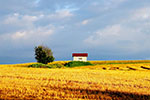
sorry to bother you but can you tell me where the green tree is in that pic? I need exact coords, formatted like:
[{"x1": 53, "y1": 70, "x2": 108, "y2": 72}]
[{"x1": 35, "y1": 45, "x2": 55, "y2": 64}]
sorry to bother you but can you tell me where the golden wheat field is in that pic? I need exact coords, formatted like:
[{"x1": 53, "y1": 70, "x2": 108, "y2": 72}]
[{"x1": 0, "y1": 61, "x2": 150, "y2": 100}]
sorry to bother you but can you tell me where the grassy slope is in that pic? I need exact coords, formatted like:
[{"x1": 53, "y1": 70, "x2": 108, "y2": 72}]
[{"x1": 0, "y1": 62, "x2": 150, "y2": 99}]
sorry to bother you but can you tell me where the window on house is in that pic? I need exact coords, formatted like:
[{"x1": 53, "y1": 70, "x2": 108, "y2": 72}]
[{"x1": 79, "y1": 58, "x2": 82, "y2": 60}]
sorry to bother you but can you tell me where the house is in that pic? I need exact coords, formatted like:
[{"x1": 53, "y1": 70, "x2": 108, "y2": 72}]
[{"x1": 72, "y1": 53, "x2": 88, "y2": 62}]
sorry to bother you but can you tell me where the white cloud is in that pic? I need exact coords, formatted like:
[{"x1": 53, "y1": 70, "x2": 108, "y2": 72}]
[
  {"x1": 84, "y1": 22, "x2": 150, "y2": 53},
  {"x1": 4, "y1": 13, "x2": 38, "y2": 25},
  {"x1": 130, "y1": 7, "x2": 150, "y2": 21},
  {"x1": 3, "y1": 13, "x2": 40, "y2": 30},
  {"x1": 0, "y1": 11, "x2": 69, "y2": 46},
  {"x1": 12, "y1": 31, "x2": 26, "y2": 39},
  {"x1": 95, "y1": 24, "x2": 121, "y2": 37},
  {"x1": 84, "y1": 24, "x2": 122, "y2": 45},
  {"x1": 0, "y1": 24, "x2": 55, "y2": 46},
  {"x1": 56, "y1": 10, "x2": 73, "y2": 18},
  {"x1": 1, "y1": 0, "x2": 150, "y2": 61},
  {"x1": 81, "y1": 19, "x2": 90, "y2": 25},
  {"x1": 2, "y1": 10, "x2": 72, "y2": 29},
  {"x1": 84, "y1": 6, "x2": 150, "y2": 53},
  {"x1": 11, "y1": 24, "x2": 55, "y2": 40},
  {"x1": 47, "y1": 9, "x2": 73, "y2": 19}
]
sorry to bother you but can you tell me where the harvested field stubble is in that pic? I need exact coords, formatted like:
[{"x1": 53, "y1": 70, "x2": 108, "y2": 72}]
[{"x1": 0, "y1": 62, "x2": 150, "y2": 99}]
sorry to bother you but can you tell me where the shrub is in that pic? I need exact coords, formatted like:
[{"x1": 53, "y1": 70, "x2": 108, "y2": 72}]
[
  {"x1": 28, "y1": 63, "x2": 64, "y2": 68},
  {"x1": 49, "y1": 64, "x2": 64, "y2": 68},
  {"x1": 35, "y1": 45, "x2": 55, "y2": 64},
  {"x1": 28, "y1": 63, "x2": 49, "y2": 68},
  {"x1": 64, "y1": 61, "x2": 93, "y2": 67},
  {"x1": 48, "y1": 61, "x2": 69, "y2": 65}
]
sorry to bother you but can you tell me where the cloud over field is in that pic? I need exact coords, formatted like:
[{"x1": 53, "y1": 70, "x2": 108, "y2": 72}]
[{"x1": 0, "y1": 0, "x2": 150, "y2": 63}]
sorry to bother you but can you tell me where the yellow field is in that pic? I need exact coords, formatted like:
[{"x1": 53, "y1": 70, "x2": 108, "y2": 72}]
[
  {"x1": 0, "y1": 61, "x2": 150, "y2": 99},
  {"x1": 89, "y1": 60, "x2": 150, "y2": 65}
]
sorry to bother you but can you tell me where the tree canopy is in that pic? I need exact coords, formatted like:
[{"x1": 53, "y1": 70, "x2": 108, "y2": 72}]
[{"x1": 35, "y1": 45, "x2": 55, "y2": 64}]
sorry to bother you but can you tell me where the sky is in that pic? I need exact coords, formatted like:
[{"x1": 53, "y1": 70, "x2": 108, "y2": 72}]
[{"x1": 0, "y1": 0, "x2": 150, "y2": 64}]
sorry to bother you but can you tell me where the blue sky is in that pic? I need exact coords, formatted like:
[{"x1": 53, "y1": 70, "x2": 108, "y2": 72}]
[{"x1": 0, "y1": 0, "x2": 150, "y2": 64}]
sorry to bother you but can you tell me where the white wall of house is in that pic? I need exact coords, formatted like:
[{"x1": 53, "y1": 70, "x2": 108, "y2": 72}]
[{"x1": 73, "y1": 56, "x2": 87, "y2": 62}]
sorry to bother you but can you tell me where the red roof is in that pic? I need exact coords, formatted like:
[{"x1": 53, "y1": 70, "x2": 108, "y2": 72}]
[{"x1": 72, "y1": 53, "x2": 88, "y2": 57}]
